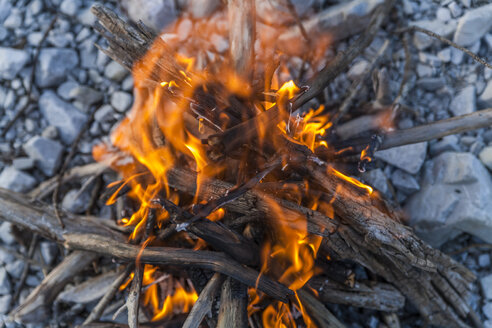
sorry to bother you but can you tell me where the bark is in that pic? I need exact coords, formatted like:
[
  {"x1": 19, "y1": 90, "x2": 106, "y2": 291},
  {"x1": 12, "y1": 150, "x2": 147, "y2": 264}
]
[{"x1": 216, "y1": 278, "x2": 248, "y2": 328}]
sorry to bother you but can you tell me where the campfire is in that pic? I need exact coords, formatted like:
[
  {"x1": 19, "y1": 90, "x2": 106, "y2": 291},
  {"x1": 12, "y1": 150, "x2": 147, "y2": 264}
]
[{"x1": 4, "y1": 1, "x2": 492, "y2": 327}]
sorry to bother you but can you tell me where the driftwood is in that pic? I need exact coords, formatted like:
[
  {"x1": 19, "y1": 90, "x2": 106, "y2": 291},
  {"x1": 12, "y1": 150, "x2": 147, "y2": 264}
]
[
  {"x1": 216, "y1": 278, "x2": 248, "y2": 328},
  {"x1": 10, "y1": 251, "x2": 99, "y2": 323}
]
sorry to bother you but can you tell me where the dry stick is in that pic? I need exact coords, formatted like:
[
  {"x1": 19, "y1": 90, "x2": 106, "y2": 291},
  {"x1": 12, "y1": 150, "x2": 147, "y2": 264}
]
[
  {"x1": 401, "y1": 25, "x2": 492, "y2": 70},
  {"x1": 52, "y1": 106, "x2": 98, "y2": 227},
  {"x1": 297, "y1": 288, "x2": 346, "y2": 328},
  {"x1": 126, "y1": 265, "x2": 143, "y2": 328},
  {"x1": 207, "y1": 0, "x2": 395, "y2": 154},
  {"x1": 0, "y1": 15, "x2": 58, "y2": 137},
  {"x1": 84, "y1": 265, "x2": 135, "y2": 325},
  {"x1": 11, "y1": 235, "x2": 38, "y2": 306},
  {"x1": 216, "y1": 277, "x2": 248, "y2": 328},
  {"x1": 330, "y1": 39, "x2": 390, "y2": 126},
  {"x1": 182, "y1": 273, "x2": 225, "y2": 328}
]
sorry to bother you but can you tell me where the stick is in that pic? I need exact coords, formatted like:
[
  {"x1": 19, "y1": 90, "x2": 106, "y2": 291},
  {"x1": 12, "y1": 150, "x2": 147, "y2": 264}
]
[
  {"x1": 9, "y1": 251, "x2": 99, "y2": 323},
  {"x1": 83, "y1": 265, "x2": 135, "y2": 325},
  {"x1": 182, "y1": 273, "x2": 225, "y2": 328},
  {"x1": 216, "y1": 277, "x2": 248, "y2": 328},
  {"x1": 126, "y1": 265, "x2": 143, "y2": 328},
  {"x1": 297, "y1": 288, "x2": 346, "y2": 328},
  {"x1": 227, "y1": 0, "x2": 255, "y2": 81}
]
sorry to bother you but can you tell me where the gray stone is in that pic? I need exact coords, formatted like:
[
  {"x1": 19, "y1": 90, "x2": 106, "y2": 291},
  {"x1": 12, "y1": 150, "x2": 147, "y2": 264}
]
[
  {"x1": 210, "y1": 34, "x2": 228, "y2": 53},
  {"x1": 25, "y1": 274, "x2": 40, "y2": 287},
  {"x1": 29, "y1": 0, "x2": 43, "y2": 15},
  {"x1": 36, "y1": 48, "x2": 79, "y2": 87},
  {"x1": 5, "y1": 260, "x2": 24, "y2": 279},
  {"x1": 479, "y1": 80, "x2": 492, "y2": 108},
  {"x1": 0, "y1": 222, "x2": 15, "y2": 245},
  {"x1": 3, "y1": 8, "x2": 22, "y2": 29},
  {"x1": 41, "y1": 126, "x2": 58, "y2": 140},
  {"x1": 62, "y1": 189, "x2": 91, "y2": 214},
  {"x1": 60, "y1": 0, "x2": 80, "y2": 16},
  {"x1": 121, "y1": 0, "x2": 177, "y2": 32},
  {"x1": 0, "y1": 268, "x2": 12, "y2": 295},
  {"x1": 449, "y1": 2, "x2": 463, "y2": 17},
  {"x1": 122, "y1": 75, "x2": 134, "y2": 91},
  {"x1": 57, "y1": 80, "x2": 79, "y2": 100},
  {"x1": 40, "y1": 242, "x2": 58, "y2": 265},
  {"x1": 436, "y1": 7, "x2": 451, "y2": 22},
  {"x1": 410, "y1": 19, "x2": 457, "y2": 50},
  {"x1": 430, "y1": 135, "x2": 460, "y2": 156},
  {"x1": 0, "y1": 47, "x2": 29, "y2": 80},
  {"x1": 360, "y1": 168, "x2": 390, "y2": 198},
  {"x1": 482, "y1": 274, "x2": 492, "y2": 300},
  {"x1": 416, "y1": 64, "x2": 433, "y2": 78},
  {"x1": 0, "y1": 294, "x2": 11, "y2": 314},
  {"x1": 68, "y1": 85, "x2": 103, "y2": 107},
  {"x1": 77, "y1": 7, "x2": 96, "y2": 26},
  {"x1": 347, "y1": 60, "x2": 369, "y2": 81},
  {"x1": 375, "y1": 142, "x2": 427, "y2": 174},
  {"x1": 104, "y1": 61, "x2": 127, "y2": 82},
  {"x1": 13, "y1": 157, "x2": 35, "y2": 171},
  {"x1": 110, "y1": 91, "x2": 133, "y2": 113},
  {"x1": 23, "y1": 136, "x2": 63, "y2": 176},
  {"x1": 450, "y1": 85, "x2": 475, "y2": 116},
  {"x1": 0, "y1": 0, "x2": 12, "y2": 23},
  {"x1": 484, "y1": 302, "x2": 492, "y2": 320},
  {"x1": 453, "y1": 4, "x2": 492, "y2": 46},
  {"x1": 39, "y1": 91, "x2": 88, "y2": 144},
  {"x1": 188, "y1": 0, "x2": 221, "y2": 18},
  {"x1": 406, "y1": 152, "x2": 492, "y2": 246},
  {"x1": 479, "y1": 254, "x2": 491, "y2": 268},
  {"x1": 0, "y1": 167, "x2": 36, "y2": 193},
  {"x1": 391, "y1": 170, "x2": 420, "y2": 195},
  {"x1": 417, "y1": 77, "x2": 446, "y2": 91},
  {"x1": 437, "y1": 48, "x2": 451, "y2": 63},
  {"x1": 479, "y1": 146, "x2": 492, "y2": 171},
  {"x1": 177, "y1": 18, "x2": 192, "y2": 41},
  {"x1": 94, "y1": 105, "x2": 114, "y2": 123},
  {"x1": 0, "y1": 249, "x2": 14, "y2": 265}
]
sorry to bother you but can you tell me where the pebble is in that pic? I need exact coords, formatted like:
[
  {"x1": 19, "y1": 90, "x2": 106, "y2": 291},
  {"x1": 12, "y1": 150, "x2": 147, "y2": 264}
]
[
  {"x1": 0, "y1": 249, "x2": 14, "y2": 266},
  {"x1": 62, "y1": 189, "x2": 92, "y2": 214},
  {"x1": 391, "y1": 169, "x2": 420, "y2": 195},
  {"x1": 375, "y1": 142, "x2": 428, "y2": 174},
  {"x1": 210, "y1": 34, "x2": 228, "y2": 53},
  {"x1": 41, "y1": 126, "x2": 59, "y2": 139},
  {"x1": 39, "y1": 91, "x2": 88, "y2": 144},
  {"x1": 188, "y1": 0, "x2": 221, "y2": 18},
  {"x1": 0, "y1": 0, "x2": 12, "y2": 24},
  {"x1": 0, "y1": 267, "x2": 12, "y2": 295},
  {"x1": 450, "y1": 85, "x2": 476, "y2": 116},
  {"x1": 0, "y1": 294, "x2": 11, "y2": 314},
  {"x1": 479, "y1": 80, "x2": 492, "y2": 108},
  {"x1": 5, "y1": 260, "x2": 24, "y2": 279},
  {"x1": 121, "y1": 0, "x2": 177, "y2": 32},
  {"x1": 110, "y1": 91, "x2": 133, "y2": 112},
  {"x1": 479, "y1": 254, "x2": 491, "y2": 268},
  {"x1": 3, "y1": 8, "x2": 22, "y2": 29},
  {"x1": 437, "y1": 47, "x2": 452, "y2": 62},
  {"x1": 479, "y1": 147, "x2": 492, "y2": 171},
  {"x1": 104, "y1": 61, "x2": 128, "y2": 82},
  {"x1": 347, "y1": 60, "x2": 369, "y2": 81},
  {"x1": 0, "y1": 47, "x2": 29, "y2": 80},
  {"x1": 484, "y1": 302, "x2": 492, "y2": 320},
  {"x1": 94, "y1": 105, "x2": 114, "y2": 123},
  {"x1": 417, "y1": 77, "x2": 446, "y2": 91},
  {"x1": 360, "y1": 168, "x2": 390, "y2": 198},
  {"x1": 436, "y1": 7, "x2": 451, "y2": 22},
  {"x1": 36, "y1": 48, "x2": 79, "y2": 88},
  {"x1": 430, "y1": 135, "x2": 460, "y2": 156},
  {"x1": 60, "y1": 0, "x2": 80, "y2": 16},
  {"x1": 0, "y1": 222, "x2": 15, "y2": 246},
  {"x1": 482, "y1": 274, "x2": 492, "y2": 300},
  {"x1": 453, "y1": 3, "x2": 492, "y2": 46},
  {"x1": 12, "y1": 157, "x2": 34, "y2": 171},
  {"x1": 410, "y1": 19, "x2": 457, "y2": 50},
  {"x1": 0, "y1": 166, "x2": 37, "y2": 193},
  {"x1": 23, "y1": 136, "x2": 64, "y2": 176}
]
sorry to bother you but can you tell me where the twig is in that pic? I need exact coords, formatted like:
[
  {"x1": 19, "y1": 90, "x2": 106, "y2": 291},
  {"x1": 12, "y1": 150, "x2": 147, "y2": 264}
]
[
  {"x1": 400, "y1": 25, "x2": 492, "y2": 70},
  {"x1": 297, "y1": 288, "x2": 346, "y2": 328},
  {"x1": 182, "y1": 273, "x2": 225, "y2": 328},
  {"x1": 83, "y1": 264, "x2": 135, "y2": 325},
  {"x1": 0, "y1": 15, "x2": 58, "y2": 137},
  {"x1": 126, "y1": 265, "x2": 143, "y2": 328}
]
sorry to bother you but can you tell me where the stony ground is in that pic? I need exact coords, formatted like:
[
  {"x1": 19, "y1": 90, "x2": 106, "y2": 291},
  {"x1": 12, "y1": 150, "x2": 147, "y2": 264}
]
[{"x1": 1, "y1": 0, "x2": 492, "y2": 327}]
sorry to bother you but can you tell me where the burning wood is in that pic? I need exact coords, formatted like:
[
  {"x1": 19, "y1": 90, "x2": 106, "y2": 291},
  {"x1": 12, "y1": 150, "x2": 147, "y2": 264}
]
[{"x1": 4, "y1": 1, "x2": 492, "y2": 327}]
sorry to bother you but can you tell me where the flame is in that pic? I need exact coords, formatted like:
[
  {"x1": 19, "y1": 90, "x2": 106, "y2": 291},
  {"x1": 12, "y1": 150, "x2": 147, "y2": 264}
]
[
  {"x1": 330, "y1": 168, "x2": 373, "y2": 195},
  {"x1": 277, "y1": 80, "x2": 299, "y2": 100}
]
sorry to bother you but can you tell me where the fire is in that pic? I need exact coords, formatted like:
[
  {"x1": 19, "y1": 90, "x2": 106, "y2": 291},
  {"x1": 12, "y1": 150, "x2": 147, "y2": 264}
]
[{"x1": 330, "y1": 168, "x2": 373, "y2": 195}]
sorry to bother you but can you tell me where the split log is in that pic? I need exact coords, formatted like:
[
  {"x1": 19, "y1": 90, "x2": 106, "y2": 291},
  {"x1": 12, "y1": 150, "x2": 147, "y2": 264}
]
[
  {"x1": 182, "y1": 273, "x2": 225, "y2": 328},
  {"x1": 216, "y1": 278, "x2": 248, "y2": 328},
  {"x1": 10, "y1": 251, "x2": 99, "y2": 323},
  {"x1": 0, "y1": 188, "x2": 291, "y2": 302},
  {"x1": 308, "y1": 278, "x2": 405, "y2": 312}
]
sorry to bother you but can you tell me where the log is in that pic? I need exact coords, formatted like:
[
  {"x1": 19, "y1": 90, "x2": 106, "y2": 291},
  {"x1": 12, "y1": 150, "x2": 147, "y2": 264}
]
[
  {"x1": 309, "y1": 278, "x2": 405, "y2": 312},
  {"x1": 216, "y1": 278, "x2": 248, "y2": 328},
  {"x1": 297, "y1": 288, "x2": 346, "y2": 328},
  {"x1": 0, "y1": 188, "x2": 291, "y2": 302},
  {"x1": 10, "y1": 251, "x2": 99, "y2": 323}
]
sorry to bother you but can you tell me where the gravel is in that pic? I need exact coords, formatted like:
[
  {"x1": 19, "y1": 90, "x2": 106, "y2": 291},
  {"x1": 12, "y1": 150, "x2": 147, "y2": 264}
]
[
  {"x1": 23, "y1": 136, "x2": 64, "y2": 176},
  {"x1": 450, "y1": 85, "x2": 476, "y2": 116},
  {"x1": 0, "y1": 47, "x2": 29, "y2": 80},
  {"x1": 0, "y1": 167, "x2": 37, "y2": 193},
  {"x1": 36, "y1": 48, "x2": 79, "y2": 88}
]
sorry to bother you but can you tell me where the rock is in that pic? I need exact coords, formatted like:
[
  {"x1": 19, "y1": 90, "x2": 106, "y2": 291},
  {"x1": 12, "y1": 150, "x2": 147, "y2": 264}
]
[
  {"x1": 347, "y1": 60, "x2": 369, "y2": 81},
  {"x1": 5, "y1": 260, "x2": 24, "y2": 279},
  {"x1": 0, "y1": 0, "x2": 12, "y2": 24},
  {"x1": 479, "y1": 80, "x2": 492, "y2": 108},
  {"x1": 40, "y1": 242, "x2": 58, "y2": 265},
  {"x1": 482, "y1": 274, "x2": 492, "y2": 300},
  {"x1": 23, "y1": 136, "x2": 63, "y2": 176},
  {"x1": 0, "y1": 294, "x2": 11, "y2": 314},
  {"x1": 479, "y1": 146, "x2": 492, "y2": 171},
  {"x1": 479, "y1": 254, "x2": 491, "y2": 268},
  {"x1": 437, "y1": 47, "x2": 451, "y2": 62},
  {"x1": 360, "y1": 168, "x2": 390, "y2": 198},
  {"x1": 12, "y1": 157, "x2": 35, "y2": 170},
  {"x1": 3, "y1": 8, "x2": 22, "y2": 29},
  {"x1": 0, "y1": 249, "x2": 14, "y2": 265},
  {"x1": 68, "y1": 85, "x2": 103, "y2": 107},
  {"x1": 104, "y1": 61, "x2": 127, "y2": 82},
  {"x1": 0, "y1": 167, "x2": 36, "y2": 192},
  {"x1": 121, "y1": 0, "x2": 177, "y2": 32},
  {"x1": 36, "y1": 48, "x2": 79, "y2": 87},
  {"x1": 0, "y1": 222, "x2": 15, "y2": 245},
  {"x1": 278, "y1": 0, "x2": 384, "y2": 55},
  {"x1": 39, "y1": 91, "x2": 88, "y2": 144},
  {"x1": 484, "y1": 302, "x2": 492, "y2": 320},
  {"x1": 57, "y1": 80, "x2": 79, "y2": 100},
  {"x1": 450, "y1": 85, "x2": 475, "y2": 116},
  {"x1": 410, "y1": 19, "x2": 457, "y2": 50},
  {"x1": 406, "y1": 152, "x2": 492, "y2": 246},
  {"x1": 62, "y1": 189, "x2": 91, "y2": 214},
  {"x1": 429, "y1": 135, "x2": 460, "y2": 156},
  {"x1": 436, "y1": 7, "x2": 451, "y2": 22},
  {"x1": 375, "y1": 142, "x2": 427, "y2": 174},
  {"x1": 453, "y1": 3, "x2": 492, "y2": 46},
  {"x1": 391, "y1": 170, "x2": 420, "y2": 195},
  {"x1": 188, "y1": 0, "x2": 221, "y2": 18},
  {"x1": 60, "y1": 0, "x2": 80, "y2": 16},
  {"x1": 0, "y1": 268, "x2": 12, "y2": 295},
  {"x1": 41, "y1": 126, "x2": 58, "y2": 139},
  {"x1": 94, "y1": 105, "x2": 114, "y2": 123},
  {"x1": 417, "y1": 77, "x2": 446, "y2": 91},
  {"x1": 176, "y1": 18, "x2": 192, "y2": 41},
  {"x1": 0, "y1": 47, "x2": 29, "y2": 80},
  {"x1": 110, "y1": 91, "x2": 133, "y2": 112},
  {"x1": 210, "y1": 34, "x2": 228, "y2": 53}
]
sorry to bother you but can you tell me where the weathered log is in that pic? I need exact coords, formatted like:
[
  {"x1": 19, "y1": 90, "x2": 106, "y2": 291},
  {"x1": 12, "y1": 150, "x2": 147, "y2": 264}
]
[
  {"x1": 216, "y1": 278, "x2": 248, "y2": 328},
  {"x1": 10, "y1": 251, "x2": 99, "y2": 323},
  {"x1": 309, "y1": 278, "x2": 405, "y2": 312}
]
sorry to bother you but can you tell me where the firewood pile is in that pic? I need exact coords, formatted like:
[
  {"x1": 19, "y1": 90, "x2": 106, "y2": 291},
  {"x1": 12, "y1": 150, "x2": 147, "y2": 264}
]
[{"x1": 2, "y1": 0, "x2": 492, "y2": 327}]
